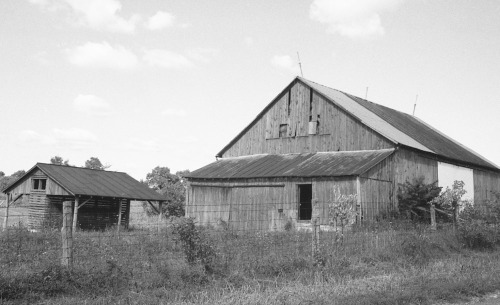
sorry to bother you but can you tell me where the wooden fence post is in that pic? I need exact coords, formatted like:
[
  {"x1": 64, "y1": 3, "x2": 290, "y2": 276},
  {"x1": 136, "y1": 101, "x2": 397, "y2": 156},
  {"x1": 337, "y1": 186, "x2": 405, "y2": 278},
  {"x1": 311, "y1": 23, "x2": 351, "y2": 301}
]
[
  {"x1": 62, "y1": 201, "x2": 73, "y2": 268},
  {"x1": 2, "y1": 193, "x2": 10, "y2": 231},
  {"x1": 72, "y1": 197, "x2": 79, "y2": 233},
  {"x1": 311, "y1": 198, "x2": 320, "y2": 259},
  {"x1": 430, "y1": 203, "x2": 437, "y2": 231}
]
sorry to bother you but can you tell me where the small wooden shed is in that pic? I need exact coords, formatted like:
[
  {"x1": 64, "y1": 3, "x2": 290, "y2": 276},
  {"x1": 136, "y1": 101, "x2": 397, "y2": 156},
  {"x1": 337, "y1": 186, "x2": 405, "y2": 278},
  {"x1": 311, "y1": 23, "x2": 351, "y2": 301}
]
[{"x1": 2, "y1": 163, "x2": 165, "y2": 230}]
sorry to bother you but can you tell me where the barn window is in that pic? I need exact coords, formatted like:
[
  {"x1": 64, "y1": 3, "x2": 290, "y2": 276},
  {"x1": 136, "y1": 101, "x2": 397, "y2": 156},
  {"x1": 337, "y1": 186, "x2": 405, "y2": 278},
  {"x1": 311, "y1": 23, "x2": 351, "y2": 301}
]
[
  {"x1": 298, "y1": 184, "x2": 312, "y2": 220},
  {"x1": 32, "y1": 178, "x2": 47, "y2": 190},
  {"x1": 279, "y1": 124, "x2": 288, "y2": 137}
]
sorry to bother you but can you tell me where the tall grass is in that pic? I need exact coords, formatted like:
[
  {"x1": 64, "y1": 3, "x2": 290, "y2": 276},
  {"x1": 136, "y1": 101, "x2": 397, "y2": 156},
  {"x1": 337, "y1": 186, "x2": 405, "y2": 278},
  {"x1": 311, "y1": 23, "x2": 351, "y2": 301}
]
[{"x1": 1, "y1": 218, "x2": 500, "y2": 304}]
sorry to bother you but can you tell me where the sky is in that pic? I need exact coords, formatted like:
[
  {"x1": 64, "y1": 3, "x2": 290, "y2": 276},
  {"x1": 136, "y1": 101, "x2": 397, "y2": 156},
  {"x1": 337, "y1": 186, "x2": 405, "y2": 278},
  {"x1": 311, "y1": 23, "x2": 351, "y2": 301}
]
[{"x1": 0, "y1": 0, "x2": 499, "y2": 180}]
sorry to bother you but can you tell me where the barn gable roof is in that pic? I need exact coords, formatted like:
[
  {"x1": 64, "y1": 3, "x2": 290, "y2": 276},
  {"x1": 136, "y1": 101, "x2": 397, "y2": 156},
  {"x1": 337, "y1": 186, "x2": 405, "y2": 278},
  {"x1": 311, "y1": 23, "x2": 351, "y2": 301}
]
[
  {"x1": 2, "y1": 163, "x2": 165, "y2": 201},
  {"x1": 187, "y1": 149, "x2": 394, "y2": 179},
  {"x1": 217, "y1": 77, "x2": 498, "y2": 171}
]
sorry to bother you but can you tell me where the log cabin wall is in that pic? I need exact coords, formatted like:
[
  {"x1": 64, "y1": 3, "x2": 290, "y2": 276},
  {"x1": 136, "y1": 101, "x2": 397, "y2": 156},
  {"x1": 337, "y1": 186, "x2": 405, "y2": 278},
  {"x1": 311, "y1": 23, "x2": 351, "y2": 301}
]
[
  {"x1": 222, "y1": 82, "x2": 393, "y2": 157},
  {"x1": 187, "y1": 176, "x2": 357, "y2": 231}
]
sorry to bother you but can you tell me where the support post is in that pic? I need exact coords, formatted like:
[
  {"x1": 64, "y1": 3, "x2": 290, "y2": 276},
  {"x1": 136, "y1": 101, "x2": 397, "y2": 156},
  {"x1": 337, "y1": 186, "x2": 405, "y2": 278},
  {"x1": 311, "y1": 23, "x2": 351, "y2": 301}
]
[
  {"x1": 430, "y1": 203, "x2": 437, "y2": 231},
  {"x1": 158, "y1": 201, "x2": 163, "y2": 234},
  {"x1": 356, "y1": 177, "x2": 362, "y2": 224},
  {"x1": 2, "y1": 193, "x2": 10, "y2": 231},
  {"x1": 72, "y1": 197, "x2": 79, "y2": 232},
  {"x1": 62, "y1": 201, "x2": 73, "y2": 268},
  {"x1": 117, "y1": 199, "x2": 123, "y2": 233},
  {"x1": 311, "y1": 198, "x2": 320, "y2": 260}
]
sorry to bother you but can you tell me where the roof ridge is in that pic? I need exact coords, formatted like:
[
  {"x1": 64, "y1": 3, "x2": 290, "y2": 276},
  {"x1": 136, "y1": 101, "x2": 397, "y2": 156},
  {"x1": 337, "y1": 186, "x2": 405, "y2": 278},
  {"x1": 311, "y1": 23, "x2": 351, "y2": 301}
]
[{"x1": 36, "y1": 162, "x2": 126, "y2": 174}]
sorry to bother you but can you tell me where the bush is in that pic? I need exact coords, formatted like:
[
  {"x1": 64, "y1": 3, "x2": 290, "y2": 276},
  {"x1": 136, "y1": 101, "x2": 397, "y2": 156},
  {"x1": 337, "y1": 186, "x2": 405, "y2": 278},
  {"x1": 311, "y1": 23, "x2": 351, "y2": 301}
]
[
  {"x1": 172, "y1": 217, "x2": 217, "y2": 273},
  {"x1": 458, "y1": 201, "x2": 500, "y2": 249}
]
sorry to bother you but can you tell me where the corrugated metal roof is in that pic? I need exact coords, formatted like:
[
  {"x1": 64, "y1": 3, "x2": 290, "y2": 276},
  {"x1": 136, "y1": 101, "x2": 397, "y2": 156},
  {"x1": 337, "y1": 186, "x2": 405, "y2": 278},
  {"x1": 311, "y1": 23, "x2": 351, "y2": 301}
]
[
  {"x1": 187, "y1": 149, "x2": 394, "y2": 179},
  {"x1": 3, "y1": 163, "x2": 165, "y2": 201},
  {"x1": 302, "y1": 77, "x2": 498, "y2": 170},
  {"x1": 344, "y1": 93, "x2": 499, "y2": 169}
]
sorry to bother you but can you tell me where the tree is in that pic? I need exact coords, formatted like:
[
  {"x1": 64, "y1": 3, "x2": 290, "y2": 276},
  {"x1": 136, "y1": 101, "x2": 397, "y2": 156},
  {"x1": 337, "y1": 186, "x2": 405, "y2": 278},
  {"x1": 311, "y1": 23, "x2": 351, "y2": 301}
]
[
  {"x1": 84, "y1": 157, "x2": 110, "y2": 170},
  {"x1": 397, "y1": 176, "x2": 442, "y2": 221},
  {"x1": 50, "y1": 156, "x2": 70, "y2": 166},
  {"x1": 143, "y1": 166, "x2": 190, "y2": 217},
  {"x1": 0, "y1": 170, "x2": 26, "y2": 192}
]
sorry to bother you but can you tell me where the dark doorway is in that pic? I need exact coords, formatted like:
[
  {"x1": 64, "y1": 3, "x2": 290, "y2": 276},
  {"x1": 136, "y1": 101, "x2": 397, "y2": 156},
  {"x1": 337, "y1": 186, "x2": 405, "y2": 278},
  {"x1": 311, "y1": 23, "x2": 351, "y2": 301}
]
[{"x1": 298, "y1": 184, "x2": 312, "y2": 220}]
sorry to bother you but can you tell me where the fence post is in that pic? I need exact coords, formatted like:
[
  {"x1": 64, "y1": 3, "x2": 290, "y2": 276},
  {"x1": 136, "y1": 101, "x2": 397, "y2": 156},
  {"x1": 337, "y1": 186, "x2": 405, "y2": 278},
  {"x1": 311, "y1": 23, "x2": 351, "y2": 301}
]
[
  {"x1": 430, "y1": 203, "x2": 437, "y2": 231},
  {"x1": 311, "y1": 198, "x2": 320, "y2": 259},
  {"x1": 2, "y1": 193, "x2": 10, "y2": 231},
  {"x1": 62, "y1": 201, "x2": 73, "y2": 268},
  {"x1": 117, "y1": 199, "x2": 123, "y2": 234}
]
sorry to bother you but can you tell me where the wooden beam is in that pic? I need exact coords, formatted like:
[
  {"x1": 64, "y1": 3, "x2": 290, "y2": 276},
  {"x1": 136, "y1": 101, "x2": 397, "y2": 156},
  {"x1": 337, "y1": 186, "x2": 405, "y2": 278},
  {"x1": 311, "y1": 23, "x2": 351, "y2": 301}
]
[
  {"x1": 61, "y1": 201, "x2": 73, "y2": 268},
  {"x1": 77, "y1": 198, "x2": 92, "y2": 209},
  {"x1": 117, "y1": 199, "x2": 123, "y2": 233},
  {"x1": 2, "y1": 193, "x2": 10, "y2": 231},
  {"x1": 72, "y1": 197, "x2": 79, "y2": 232},
  {"x1": 147, "y1": 200, "x2": 159, "y2": 214},
  {"x1": 356, "y1": 177, "x2": 362, "y2": 224}
]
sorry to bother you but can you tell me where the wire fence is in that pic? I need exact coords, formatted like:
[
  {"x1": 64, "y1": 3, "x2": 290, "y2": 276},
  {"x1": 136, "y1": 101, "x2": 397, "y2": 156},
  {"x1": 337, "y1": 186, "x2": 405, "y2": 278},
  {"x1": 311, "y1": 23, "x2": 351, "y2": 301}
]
[{"x1": 0, "y1": 199, "x2": 482, "y2": 292}]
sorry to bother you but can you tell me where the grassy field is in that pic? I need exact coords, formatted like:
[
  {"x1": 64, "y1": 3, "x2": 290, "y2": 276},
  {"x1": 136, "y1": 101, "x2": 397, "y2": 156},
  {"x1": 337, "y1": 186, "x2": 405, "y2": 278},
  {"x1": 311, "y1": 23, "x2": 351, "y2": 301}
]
[{"x1": 2, "y1": 204, "x2": 500, "y2": 304}]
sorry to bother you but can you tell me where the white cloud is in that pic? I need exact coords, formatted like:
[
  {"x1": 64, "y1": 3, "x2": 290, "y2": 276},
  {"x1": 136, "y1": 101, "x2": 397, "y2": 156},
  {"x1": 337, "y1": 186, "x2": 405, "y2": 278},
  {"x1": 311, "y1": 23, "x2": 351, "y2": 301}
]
[
  {"x1": 161, "y1": 108, "x2": 187, "y2": 117},
  {"x1": 74, "y1": 94, "x2": 112, "y2": 116},
  {"x1": 143, "y1": 49, "x2": 193, "y2": 69},
  {"x1": 271, "y1": 55, "x2": 300, "y2": 75},
  {"x1": 53, "y1": 128, "x2": 98, "y2": 148},
  {"x1": 19, "y1": 130, "x2": 56, "y2": 145},
  {"x1": 67, "y1": 41, "x2": 139, "y2": 69},
  {"x1": 64, "y1": 0, "x2": 139, "y2": 33},
  {"x1": 145, "y1": 11, "x2": 175, "y2": 30},
  {"x1": 310, "y1": 0, "x2": 403, "y2": 39}
]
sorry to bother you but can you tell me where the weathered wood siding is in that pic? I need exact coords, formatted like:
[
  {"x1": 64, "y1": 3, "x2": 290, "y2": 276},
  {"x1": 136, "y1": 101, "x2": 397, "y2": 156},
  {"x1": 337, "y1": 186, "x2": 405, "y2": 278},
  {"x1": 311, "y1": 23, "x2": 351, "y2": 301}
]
[
  {"x1": 223, "y1": 82, "x2": 393, "y2": 157},
  {"x1": 187, "y1": 177, "x2": 357, "y2": 230},
  {"x1": 473, "y1": 169, "x2": 500, "y2": 205},
  {"x1": 393, "y1": 148, "x2": 438, "y2": 190},
  {"x1": 359, "y1": 154, "x2": 395, "y2": 219}
]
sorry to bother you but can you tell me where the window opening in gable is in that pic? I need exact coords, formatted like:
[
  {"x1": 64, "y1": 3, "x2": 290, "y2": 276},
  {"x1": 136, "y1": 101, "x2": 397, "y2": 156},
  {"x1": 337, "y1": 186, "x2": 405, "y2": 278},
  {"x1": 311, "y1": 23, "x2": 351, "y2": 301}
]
[
  {"x1": 32, "y1": 178, "x2": 47, "y2": 190},
  {"x1": 298, "y1": 184, "x2": 312, "y2": 221},
  {"x1": 279, "y1": 124, "x2": 288, "y2": 138}
]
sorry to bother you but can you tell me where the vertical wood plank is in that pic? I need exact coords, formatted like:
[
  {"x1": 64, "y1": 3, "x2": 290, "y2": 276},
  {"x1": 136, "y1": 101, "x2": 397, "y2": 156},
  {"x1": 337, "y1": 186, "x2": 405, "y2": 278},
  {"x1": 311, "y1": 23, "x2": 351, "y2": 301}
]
[{"x1": 117, "y1": 199, "x2": 123, "y2": 233}]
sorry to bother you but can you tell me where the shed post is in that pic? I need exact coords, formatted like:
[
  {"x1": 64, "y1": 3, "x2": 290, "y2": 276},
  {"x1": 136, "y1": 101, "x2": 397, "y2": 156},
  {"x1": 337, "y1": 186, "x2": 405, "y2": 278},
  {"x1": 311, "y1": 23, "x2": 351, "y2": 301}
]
[
  {"x1": 62, "y1": 200, "x2": 73, "y2": 268},
  {"x1": 158, "y1": 201, "x2": 163, "y2": 234},
  {"x1": 72, "y1": 197, "x2": 79, "y2": 232},
  {"x1": 117, "y1": 199, "x2": 123, "y2": 233},
  {"x1": 356, "y1": 177, "x2": 362, "y2": 224},
  {"x1": 2, "y1": 193, "x2": 10, "y2": 231}
]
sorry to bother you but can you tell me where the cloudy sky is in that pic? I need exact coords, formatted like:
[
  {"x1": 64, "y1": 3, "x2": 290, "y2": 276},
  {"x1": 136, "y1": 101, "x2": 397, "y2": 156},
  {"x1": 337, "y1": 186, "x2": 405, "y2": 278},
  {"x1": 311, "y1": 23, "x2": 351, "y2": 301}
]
[{"x1": 1, "y1": 0, "x2": 499, "y2": 180}]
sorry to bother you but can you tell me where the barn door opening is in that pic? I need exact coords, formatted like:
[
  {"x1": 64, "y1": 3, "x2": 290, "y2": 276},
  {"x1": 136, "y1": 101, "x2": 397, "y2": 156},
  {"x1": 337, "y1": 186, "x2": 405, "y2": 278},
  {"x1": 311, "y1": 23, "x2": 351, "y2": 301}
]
[{"x1": 298, "y1": 184, "x2": 312, "y2": 220}]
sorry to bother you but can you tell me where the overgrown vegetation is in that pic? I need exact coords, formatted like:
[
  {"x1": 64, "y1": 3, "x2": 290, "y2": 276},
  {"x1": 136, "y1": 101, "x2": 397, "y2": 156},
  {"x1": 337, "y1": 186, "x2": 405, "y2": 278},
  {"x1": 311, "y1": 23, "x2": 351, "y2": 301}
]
[{"x1": 397, "y1": 176, "x2": 442, "y2": 221}]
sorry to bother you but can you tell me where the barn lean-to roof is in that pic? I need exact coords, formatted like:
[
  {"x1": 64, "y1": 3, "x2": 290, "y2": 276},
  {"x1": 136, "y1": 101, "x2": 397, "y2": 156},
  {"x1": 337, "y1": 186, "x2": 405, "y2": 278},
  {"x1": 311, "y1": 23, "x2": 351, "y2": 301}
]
[
  {"x1": 2, "y1": 163, "x2": 165, "y2": 201},
  {"x1": 188, "y1": 149, "x2": 394, "y2": 179},
  {"x1": 217, "y1": 77, "x2": 499, "y2": 172}
]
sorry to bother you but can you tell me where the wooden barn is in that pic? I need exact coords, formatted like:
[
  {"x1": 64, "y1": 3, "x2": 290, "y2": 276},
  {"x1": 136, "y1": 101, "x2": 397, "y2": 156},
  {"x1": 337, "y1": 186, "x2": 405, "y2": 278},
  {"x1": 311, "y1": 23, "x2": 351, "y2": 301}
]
[
  {"x1": 2, "y1": 163, "x2": 165, "y2": 230},
  {"x1": 185, "y1": 77, "x2": 500, "y2": 231}
]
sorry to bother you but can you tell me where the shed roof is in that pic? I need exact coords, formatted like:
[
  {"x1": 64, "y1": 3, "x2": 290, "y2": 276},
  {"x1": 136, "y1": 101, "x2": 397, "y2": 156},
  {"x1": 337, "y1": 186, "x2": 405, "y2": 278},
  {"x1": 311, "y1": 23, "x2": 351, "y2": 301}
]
[
  {"x1": 187, "y1": 149, "x2": 394, "y2": 179},
  {"x1": 2, "y1": 163, "x2": 165, "y2": 201},
  {"x1": 217, "y1": 77, "x2": 499, "y2": 171}
]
